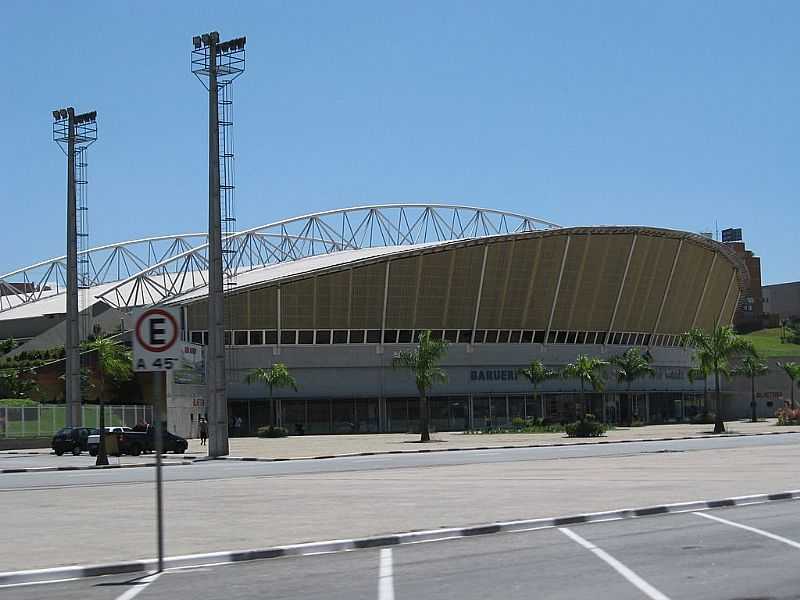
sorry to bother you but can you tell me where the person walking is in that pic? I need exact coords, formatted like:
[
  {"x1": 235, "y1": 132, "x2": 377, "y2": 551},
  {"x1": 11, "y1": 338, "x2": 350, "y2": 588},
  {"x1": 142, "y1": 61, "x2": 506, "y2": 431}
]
[{"x1": 199, "y1": 417, "x2": 208, "y2": 446}]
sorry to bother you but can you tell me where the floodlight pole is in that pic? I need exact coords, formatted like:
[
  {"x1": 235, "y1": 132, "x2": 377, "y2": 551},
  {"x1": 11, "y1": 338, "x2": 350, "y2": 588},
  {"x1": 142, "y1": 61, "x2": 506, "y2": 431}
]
[
  {"x1": 65, "y1": 107, "x2": 81, "y2": 427},
  {"x1": 207, "y1": 33, "x2": 229, "y2": 457},
  {"x1": 192, "y1": 31, "x2": 245, "y2": 457}
]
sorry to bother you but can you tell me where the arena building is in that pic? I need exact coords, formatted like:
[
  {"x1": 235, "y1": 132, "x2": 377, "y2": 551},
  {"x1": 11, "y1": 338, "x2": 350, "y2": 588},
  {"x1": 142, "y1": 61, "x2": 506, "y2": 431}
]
[{"x1": 0, "y1": 205, "x2": 748, "y2": 436}]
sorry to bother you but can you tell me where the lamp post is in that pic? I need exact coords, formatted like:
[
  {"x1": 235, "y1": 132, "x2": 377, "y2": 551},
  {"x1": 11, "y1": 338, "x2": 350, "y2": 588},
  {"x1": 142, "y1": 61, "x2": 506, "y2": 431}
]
[
  {"x1": 53, "y1": 108, "x2": 97, "y2": 427},
  {"x1": 191, "y1": 32, "x2": 246, "y2": 457}
]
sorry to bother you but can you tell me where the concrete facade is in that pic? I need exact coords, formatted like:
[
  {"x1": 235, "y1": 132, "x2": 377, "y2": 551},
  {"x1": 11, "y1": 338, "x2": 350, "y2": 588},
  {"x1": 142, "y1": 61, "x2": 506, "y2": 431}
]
[{"x1": 763, "y1": 281, "x2": 800, "y2": 322}]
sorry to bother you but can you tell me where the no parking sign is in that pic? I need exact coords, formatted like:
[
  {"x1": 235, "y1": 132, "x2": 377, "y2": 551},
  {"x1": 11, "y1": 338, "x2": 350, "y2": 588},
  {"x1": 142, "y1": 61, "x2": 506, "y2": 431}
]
[{"x1": 133, "y1": 307, "x2": 182, "y2": 371}]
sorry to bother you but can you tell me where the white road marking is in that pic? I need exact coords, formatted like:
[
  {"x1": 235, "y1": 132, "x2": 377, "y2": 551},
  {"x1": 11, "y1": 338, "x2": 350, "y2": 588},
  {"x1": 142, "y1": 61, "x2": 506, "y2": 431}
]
[
  {"x1": 0, "y1": 576, "x2": 83, "y2": 589},
  {"x1": 694, "y1": 511, "x2": 800, "y2": 549},
  {"x1": 378, "y1": 548, "x2": 394, "y2": 600},
  {"x1": 114, "y1": 570, "x2": 163, "y2": 600},
  {"x1": 560, "y1": 527, "x2": 671, "y2": 600}
]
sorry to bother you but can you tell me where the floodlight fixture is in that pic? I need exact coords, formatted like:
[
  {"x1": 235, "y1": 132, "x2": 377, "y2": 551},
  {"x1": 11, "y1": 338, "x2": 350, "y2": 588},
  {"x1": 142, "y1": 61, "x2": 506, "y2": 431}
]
[
  {"x1": 60, "y1": 108, "x2": 68, "y2": 119},
  {"x1": 53, "y1": 110, "x2": 61, "y2": 120},
  {"x1": 193, "y1": 35, "x2": 202, "y2": 49}
]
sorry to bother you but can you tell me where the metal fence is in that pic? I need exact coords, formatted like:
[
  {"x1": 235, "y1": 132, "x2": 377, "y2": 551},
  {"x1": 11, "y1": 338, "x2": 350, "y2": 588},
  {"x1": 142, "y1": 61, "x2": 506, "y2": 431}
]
[{"x1": 0, "y1": 404, "x2": 154, "y2": 438}]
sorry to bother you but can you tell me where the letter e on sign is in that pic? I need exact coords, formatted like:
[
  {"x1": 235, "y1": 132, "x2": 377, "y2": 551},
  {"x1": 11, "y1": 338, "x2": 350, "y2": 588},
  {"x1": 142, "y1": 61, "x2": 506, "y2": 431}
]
[{"x1": 133, "y1": 307, "x2": 182, "y2": 372}]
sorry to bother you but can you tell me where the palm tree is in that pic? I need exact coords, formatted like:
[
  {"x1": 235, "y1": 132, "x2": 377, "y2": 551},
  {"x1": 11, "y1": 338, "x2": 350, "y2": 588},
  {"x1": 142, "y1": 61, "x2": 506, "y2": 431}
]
[
  {"x1": 562, "y1": 355, "x2": 609, "y2": 419},
  {"x1": 776, "y1": 361, "x2": 800, "y2": 409},
  {"x1": 732, "y1": 356, "x2": 769, "y2": 422},
  {"x1": 246, "y1": 363, "x2": 298, "y2": 429},
  {"x1": 84, "y1": 336, "x2": 133, "y2": 465},
  {"x1": 393, "y1": 330, "x2": 448, "y2": 442},
  {"x1": 683, "y1": 326, "x2": 754, "y2": 434},
  {"x1": 518, "y1": 360, "x2": 559, "y2": 421},
  {"x1": 610, "y1": 348, "x2": 655, "y2": 425},
  {"x1": 687, "y1": 360, "x2": 712, "y2": 419}
]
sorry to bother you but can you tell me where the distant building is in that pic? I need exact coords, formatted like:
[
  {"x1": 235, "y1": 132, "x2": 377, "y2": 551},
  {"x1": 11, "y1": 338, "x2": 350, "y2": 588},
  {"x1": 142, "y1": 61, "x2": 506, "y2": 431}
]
[
  {"x1": 723, "y1": 232, "x2": 764, "y2": 331},
  {"x1": 763, "y1": 281, "x2": 800, "y2": 322}
]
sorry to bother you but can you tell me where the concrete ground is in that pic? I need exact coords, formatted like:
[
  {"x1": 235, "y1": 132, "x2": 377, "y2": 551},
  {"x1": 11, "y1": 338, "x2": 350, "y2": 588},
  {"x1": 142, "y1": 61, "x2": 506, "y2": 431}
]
[
  {"x1": 7, "y1": 501, "x2": 800, "y2": 600},
  {"x1": 1, "y1": 434, "x2": 799, "y2": 571},
  {"x1": 186, "y1": 419, "x2": 796, "y2": 458}
]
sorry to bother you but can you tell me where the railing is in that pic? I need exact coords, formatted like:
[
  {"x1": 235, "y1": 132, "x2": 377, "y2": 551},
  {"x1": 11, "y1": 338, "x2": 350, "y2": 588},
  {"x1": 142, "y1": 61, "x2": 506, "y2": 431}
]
[{"x1": 0, "y1": 404, "x2": 154, "y2": 438}]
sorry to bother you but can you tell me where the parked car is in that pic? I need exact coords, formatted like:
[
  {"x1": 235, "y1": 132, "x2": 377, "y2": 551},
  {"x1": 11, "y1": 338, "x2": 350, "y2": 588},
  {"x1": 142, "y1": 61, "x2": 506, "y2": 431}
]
[
  {"x1": 157, "y1": 430, "x2": 189, "y2": 454},
  {"x1": 51, "y1": 427, "x2": 98, "y2": 456}
]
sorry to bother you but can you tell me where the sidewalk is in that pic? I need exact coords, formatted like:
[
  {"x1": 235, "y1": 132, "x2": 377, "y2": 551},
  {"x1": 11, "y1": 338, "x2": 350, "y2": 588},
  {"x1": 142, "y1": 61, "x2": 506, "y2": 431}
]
[{"x1": 186, "y1": 419, "x2": 798, "y2": 459}]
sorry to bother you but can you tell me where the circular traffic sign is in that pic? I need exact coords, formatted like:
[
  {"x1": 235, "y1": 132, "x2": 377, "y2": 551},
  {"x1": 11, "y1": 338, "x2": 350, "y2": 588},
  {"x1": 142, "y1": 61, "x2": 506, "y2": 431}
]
[{"x1": 135, "y1": 308, "x2": 179, "y2": 353}]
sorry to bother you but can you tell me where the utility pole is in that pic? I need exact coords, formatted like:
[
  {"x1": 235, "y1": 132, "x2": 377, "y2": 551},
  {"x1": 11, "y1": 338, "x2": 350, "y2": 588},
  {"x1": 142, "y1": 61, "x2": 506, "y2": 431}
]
[
  {"x1": 192, "y1": 32, "x2": 246, "y2": 457},
  {"x1": 53, "y1": 108, "x2": 97, "y2": 427}
]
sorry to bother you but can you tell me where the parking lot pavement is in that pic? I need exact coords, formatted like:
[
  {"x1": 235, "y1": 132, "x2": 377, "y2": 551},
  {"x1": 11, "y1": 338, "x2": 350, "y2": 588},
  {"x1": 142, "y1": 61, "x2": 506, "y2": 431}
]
[
  {"x1": 5, "y1": 500, "x2": 799, "y2": 600},
  {"x1": 3, "y1": 438, "x2": 800, "y2": 572}
]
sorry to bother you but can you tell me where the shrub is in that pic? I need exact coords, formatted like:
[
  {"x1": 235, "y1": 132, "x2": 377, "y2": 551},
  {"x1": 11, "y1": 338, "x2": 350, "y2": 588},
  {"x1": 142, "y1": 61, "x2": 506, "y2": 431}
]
[
  {"x1": 0, "y1": 398, "x2": 40, "y2": 407},
  {"x1": 565, "y1": 415, "x2": 606, "y2": 438},
  {"x1": 257, "y1": 425, "x2": 289, "y2": 438},
  {"x1": 511, "y1": 417, "x2": 527, "y2": 430},
  {"x1": 776, "y1": 407, "x2": 800, "y2": 426}
]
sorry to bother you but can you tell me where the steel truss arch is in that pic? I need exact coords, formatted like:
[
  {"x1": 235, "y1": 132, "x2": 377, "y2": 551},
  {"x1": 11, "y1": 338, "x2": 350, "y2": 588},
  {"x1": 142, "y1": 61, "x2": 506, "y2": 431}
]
[{"x1": 2, "y1": 204, "x2": 559, "y2": 314}]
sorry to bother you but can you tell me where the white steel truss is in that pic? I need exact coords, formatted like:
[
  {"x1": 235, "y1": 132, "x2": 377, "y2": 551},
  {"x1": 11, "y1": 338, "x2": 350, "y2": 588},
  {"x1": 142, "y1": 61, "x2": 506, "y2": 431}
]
[{"x1": 1, "y1": 204, "x2": 559, "y2": 313}]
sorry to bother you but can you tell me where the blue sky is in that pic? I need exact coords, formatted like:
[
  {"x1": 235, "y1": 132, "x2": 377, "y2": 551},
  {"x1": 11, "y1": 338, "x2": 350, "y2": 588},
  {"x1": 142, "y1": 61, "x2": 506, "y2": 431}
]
[{"x1": 1, "y1": 1, "x2": 797, "y2": 283}]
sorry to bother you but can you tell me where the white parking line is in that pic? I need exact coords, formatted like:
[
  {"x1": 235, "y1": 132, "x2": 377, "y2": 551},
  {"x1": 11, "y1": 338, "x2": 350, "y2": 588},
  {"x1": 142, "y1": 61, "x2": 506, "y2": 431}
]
[
  {"x1": 560, "y1": 527, "x2": 671, "y2": 600},
  {"x1": 694, "y1": 512, "x2": 800, "y2": 549},
  {"x1": 114, "y1": 570, "x2": 163, "y2": 600},
  {"x1": 378, "y1": 548, "x2": 394, "y2": 600}
]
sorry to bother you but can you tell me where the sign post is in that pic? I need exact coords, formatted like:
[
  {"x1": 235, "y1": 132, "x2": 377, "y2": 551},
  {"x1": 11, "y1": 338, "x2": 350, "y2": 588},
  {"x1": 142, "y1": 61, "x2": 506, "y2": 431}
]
[{"x1": 133, "y1": 307, "x2": 182, "y2": 573}]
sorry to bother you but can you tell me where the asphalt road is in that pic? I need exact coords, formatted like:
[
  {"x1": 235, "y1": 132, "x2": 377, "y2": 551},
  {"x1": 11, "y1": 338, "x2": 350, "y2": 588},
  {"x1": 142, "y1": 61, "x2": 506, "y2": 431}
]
[
  {"x1": 5, "y1": 500, "x2": 799, "y2": 600},
  {"x1": 1, "y1": 432, "x2": 798, "y2": 490}
]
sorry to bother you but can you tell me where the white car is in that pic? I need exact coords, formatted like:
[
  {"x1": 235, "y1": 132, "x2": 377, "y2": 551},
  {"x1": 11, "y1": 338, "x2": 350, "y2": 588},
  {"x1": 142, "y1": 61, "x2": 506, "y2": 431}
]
[{"x1": 87, "y1": 426, "x2": 133, "y2": 447}]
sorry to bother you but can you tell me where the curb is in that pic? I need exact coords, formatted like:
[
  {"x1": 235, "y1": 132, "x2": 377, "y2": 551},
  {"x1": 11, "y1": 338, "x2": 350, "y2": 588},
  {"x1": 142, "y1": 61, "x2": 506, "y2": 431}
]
[
  {"x1": 1, "y1": 488, "x2": 798, "y2": 586},
  {"x1": 0, "y1": 461, "x2": 193, "y2": 474},
  {"x1": 195, "y1": 429, "x2": 800, "y2": 463}
]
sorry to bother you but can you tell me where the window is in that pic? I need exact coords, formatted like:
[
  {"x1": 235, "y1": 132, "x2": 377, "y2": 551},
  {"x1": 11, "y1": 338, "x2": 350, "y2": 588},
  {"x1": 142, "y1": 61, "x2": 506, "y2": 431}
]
[
  {"x1": 203, "y1": 331, "x2": 209, "y2": 345},
  {"x1": 497, "y1": 330, "x2": 511, "y2": 343},
  {"x1": 556, "y1": 331, "x2": 567, "y2": 344},
  {"x1": 333, "y1": 330, "x2": 348, "y2": 344},
  {"x1": 224, "y1": 330, "x2": 232, "y2": 346},
  {"x1": 509, "y1": 331, "x2": 521, "y2": 343},
  {"x1": 366, "y1": 330, "x2": 381, "y2": 344},
  {"x1": 534, "y1": 331, "x2": 546, "y2": 344},
  {"x1": 567, "y1": 331, "x2": 577, "y2": 344},
  {"x1": 316, "y1": 330, "x2": 331, "y2": 344},
  {"x1": 444, "y1": 330, "x2": 458, "y2": 343},
  {"x1": 265, "y1": 330, "x2": 278, "y2": 345},
  {"x1": 473, "y1": 330, "x2": 486, "y2": 344},
  {"x1": 298, "y1": 330, "x2": 314, "y2": 344},
  {"x1": 249, "y1": 331, "x2": 264, "y2": 345},
  {"x1": 485, "y1": 330, "x2": 499, "y2": 343},
  {"x1": 280, "y1": 330, "x2": 297, "y2": 345},
  {"x1": 190, "y1": 331, "x2": 204, "y2": 345},
  {"x1": 234, "y1": 331, "x2": 249, "y2": 346},
  {"x1": 521, "y1": 330, "x2": 534, "y2": 343},
  {"x1": 430, "y1": 330, "x2": 443, "y2": 341},
  {"x1": 383, "y1": 330, "x2": 398, "y2": 344},
  {"x1": 458, "y1": 330, "x2": 472, "y2": 344},
  {"x1": 350, "y1": 330, "x2": 365, "y2": 344},
  {"x1": 398, "y1": 330, "x2": 413, "y2": 343}
]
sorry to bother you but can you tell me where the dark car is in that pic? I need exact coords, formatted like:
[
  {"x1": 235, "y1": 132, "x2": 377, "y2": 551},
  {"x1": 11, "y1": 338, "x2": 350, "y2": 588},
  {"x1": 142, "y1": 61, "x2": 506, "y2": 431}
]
[
  {"x1": 160, "y1": 430, "x2": 189, "y2": 454},
  {"x1": 51, "y1": 427, "x2": 98, "y2": 456}
]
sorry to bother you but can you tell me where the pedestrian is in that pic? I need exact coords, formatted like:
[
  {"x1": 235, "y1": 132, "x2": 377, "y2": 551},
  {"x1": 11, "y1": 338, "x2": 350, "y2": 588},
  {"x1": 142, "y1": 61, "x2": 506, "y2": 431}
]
[
  {"x1": 234, "y1": 415, "x2": 243, "y2": 436},
  {"x1": 199, "y1": 417, "x2": 208, "y2": 446}
]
